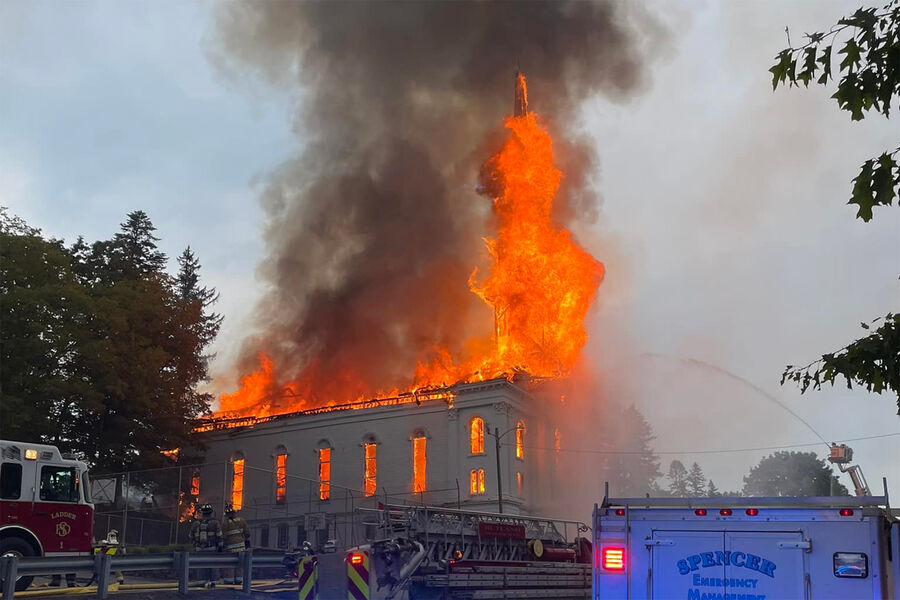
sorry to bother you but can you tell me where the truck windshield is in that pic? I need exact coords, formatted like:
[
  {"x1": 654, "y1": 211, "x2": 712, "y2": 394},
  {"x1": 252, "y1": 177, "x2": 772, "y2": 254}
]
[{"x1": 40, "y1": 466, "x2": 79, "y2": 502}]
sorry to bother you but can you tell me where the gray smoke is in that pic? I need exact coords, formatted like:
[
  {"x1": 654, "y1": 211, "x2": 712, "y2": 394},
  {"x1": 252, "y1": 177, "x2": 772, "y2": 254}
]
[{"x1": 213, "y1": 1, "x2": 663, "y2": 407}]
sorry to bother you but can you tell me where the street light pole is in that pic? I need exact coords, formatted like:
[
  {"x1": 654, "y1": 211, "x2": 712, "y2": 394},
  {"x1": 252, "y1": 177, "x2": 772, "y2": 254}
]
[{"x1": 494, "y1": 427, "x2": 503, "y2": 514}]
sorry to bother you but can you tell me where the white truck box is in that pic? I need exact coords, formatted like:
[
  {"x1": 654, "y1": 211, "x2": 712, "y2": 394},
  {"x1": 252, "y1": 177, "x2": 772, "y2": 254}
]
[{"x1": 593, "y1": 487, "x2": 899, "y2": 600}]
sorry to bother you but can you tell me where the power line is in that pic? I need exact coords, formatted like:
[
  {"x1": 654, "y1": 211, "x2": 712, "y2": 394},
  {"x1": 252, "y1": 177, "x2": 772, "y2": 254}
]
[{"x1": 501, "y1": 432, "x2": 900, "y2": 457}]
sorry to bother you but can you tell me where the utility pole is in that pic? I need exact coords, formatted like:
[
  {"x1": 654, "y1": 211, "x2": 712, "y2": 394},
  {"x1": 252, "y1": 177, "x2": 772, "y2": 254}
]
[{"x1": 495, "y1": 427, "x2": 503, "y2": 514}]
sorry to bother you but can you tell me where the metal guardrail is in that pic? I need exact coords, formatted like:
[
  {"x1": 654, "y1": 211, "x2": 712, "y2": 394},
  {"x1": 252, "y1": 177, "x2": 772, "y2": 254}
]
[{"x1": 0, "y1": 551, "x2": 284, "y2": 600}]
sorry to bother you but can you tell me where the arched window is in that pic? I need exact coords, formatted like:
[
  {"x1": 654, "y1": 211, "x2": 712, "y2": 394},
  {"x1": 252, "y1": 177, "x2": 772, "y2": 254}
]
[
  {"x1": 469, "y1": 468, "x2": 485, "y2": 495},
  {"x1": 317, "y1": 442, "x2": 332, "y2": 501},
  {"x1": 274, "y1": 446, "x2": 287, "y2": 505},
  {"x1": 231, "y1": 452, "x2": 245, "y2": 510},
  {"x1": 363, "y1": 439, "x2": 377, "y2": 497},
  {"x1": 412, "y1": 432, "x2": 427, "y2": 493},
  {"x1": 515, "y1": 421, "x2": 525, "y2": 460},
  {"x1": 470, "y1": 417, "x2": 485, "y2": 454}
]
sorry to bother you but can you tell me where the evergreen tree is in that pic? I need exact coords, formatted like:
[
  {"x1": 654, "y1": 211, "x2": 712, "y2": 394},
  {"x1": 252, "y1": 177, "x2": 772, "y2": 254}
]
[
  {"x1": 1, "y1": 210, "x2": 219, "y2": 472},
  {"x1": 667, "y1": 460, "x2": 689, "y2": 496},
  {"x1": 687, "y1": 462, "x2": 707, "y2": 496},
  {"x1": 598, "y1": 404, "x2": 662, "y2": 496},
  {"x1": 707, "y1": 480, "x2": 720, "y2": 497}
]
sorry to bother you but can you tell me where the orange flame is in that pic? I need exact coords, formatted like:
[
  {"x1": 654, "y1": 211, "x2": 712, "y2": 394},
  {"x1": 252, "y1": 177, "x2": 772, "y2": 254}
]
[{"x1": 215, "y1": 75, "x2": 603, "y2": 419}]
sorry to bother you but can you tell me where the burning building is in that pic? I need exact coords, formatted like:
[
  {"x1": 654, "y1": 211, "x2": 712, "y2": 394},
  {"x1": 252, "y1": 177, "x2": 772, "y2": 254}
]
[
  {"x1": 188, "y1": 73, "x2": 605, "y2": 550},
  {"x1": 191, "y1": 376, "x2": 571, "y2": 550}
]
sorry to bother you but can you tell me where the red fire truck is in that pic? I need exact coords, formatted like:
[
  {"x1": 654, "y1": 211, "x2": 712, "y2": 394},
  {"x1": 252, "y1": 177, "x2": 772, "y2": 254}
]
[{"x1": 0, "y1": 440, "x2": 94, "y2": 591}]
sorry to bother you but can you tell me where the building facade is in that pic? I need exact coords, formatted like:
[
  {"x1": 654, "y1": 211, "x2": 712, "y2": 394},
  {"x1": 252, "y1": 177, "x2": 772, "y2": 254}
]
[{"x1": 189, "y1": 377, "x2": 563, "y2": 551}]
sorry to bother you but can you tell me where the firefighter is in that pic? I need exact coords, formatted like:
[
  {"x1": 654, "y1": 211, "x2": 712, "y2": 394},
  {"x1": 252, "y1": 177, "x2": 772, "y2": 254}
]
[
  {"x1": 189, "y1": 503, "x2": 222, "y2": 587},
  {"x1": 222, "y1": 504, "x2": 251, "y2": 584}
]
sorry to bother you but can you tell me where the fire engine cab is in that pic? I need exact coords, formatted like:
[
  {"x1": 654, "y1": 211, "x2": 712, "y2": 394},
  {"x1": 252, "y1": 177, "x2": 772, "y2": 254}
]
[{"x1": 0, "y1": 440, "x2": 94, "y2": 591}]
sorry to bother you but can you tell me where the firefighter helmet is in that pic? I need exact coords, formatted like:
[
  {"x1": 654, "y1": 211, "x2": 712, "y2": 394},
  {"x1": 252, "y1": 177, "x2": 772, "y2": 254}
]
[
  {"x1": 224, "y1": 503, "x2": 235, "y2": 516},
  {"x1": 199, "y1": 503, "x2": 214, "y2": 514}
]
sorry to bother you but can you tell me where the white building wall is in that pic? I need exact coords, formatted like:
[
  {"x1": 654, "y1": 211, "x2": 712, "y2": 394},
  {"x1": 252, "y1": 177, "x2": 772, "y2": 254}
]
[{"x1": 190, "y1": 379, "x2": 556, "y2": 550}]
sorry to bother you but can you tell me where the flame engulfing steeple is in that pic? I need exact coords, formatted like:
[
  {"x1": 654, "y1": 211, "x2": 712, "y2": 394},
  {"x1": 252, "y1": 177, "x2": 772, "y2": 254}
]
[{"x1": 514, "y1": 71, "x2": 529, "y2": 117}]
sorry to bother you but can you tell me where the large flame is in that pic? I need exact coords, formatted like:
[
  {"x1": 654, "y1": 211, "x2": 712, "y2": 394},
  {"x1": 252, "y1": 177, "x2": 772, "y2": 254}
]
[{"x1": 216, "y1": 76, "x2": 603, "y2": 418}]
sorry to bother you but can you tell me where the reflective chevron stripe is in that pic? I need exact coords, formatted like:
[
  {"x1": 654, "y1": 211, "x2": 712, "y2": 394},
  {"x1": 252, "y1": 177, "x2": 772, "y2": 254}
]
[
  {"x1": 298, "y1": 556, "x2": 318, "y2": 600},
  {"x1": 346, "y1": 551, "x2": 369, "y2": 600}
]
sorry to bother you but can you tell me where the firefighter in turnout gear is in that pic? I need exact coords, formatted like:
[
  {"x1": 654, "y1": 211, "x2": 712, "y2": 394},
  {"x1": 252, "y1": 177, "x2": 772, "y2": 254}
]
[
  {"x1": 189, "y1": 503, "x2": 222, "y2": 587},
  {"x1": 222, "y1": 504, "x2": 251, "y2": 584}
]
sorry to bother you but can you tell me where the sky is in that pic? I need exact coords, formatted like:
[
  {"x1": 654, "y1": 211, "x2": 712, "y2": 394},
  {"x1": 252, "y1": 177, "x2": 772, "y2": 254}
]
[{"x1": 1, "y1": 0, "x2": 897, "y2": 496}]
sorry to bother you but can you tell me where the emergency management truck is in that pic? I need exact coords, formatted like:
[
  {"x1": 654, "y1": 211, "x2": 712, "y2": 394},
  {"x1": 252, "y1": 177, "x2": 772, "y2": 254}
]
[{"x1": 593, "y1": 482, "x2": 899, "y2": 599}]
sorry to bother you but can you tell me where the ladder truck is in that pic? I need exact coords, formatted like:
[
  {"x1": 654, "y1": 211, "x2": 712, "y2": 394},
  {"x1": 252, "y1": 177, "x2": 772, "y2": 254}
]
[
  {"x1": 342, "y1": 503, "x2": 594, "y2": 599},
  {"x1": 0, "y1": 440, "x2": 94, "y2": 591}
]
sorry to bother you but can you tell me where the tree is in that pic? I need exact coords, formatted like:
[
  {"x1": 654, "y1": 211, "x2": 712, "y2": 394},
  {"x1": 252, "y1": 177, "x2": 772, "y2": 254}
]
[
  {"x1": 592, "y1": 404, "x2": 663, "y2": 496},
  {"x1": 0, "y1": 209, "x2": 219, "y2": 473},
  {"x1": 0, "y1": 216, "x2": 94, "y2": 443},
  {"x1": 706, "y1": 480, "x2": 720, "y2": 497},
  {"x1": 771, "y1": 1, "x2": 900, "y2": 412},
  {"x1": 687, "y1": 462, "x2": 707, "y2": 496},
  {"x1": 667, "y1": 460, "x2": 689, "y2": 496},
  {"x1": 742, "y1": 451, "x2": 849, "y2": 496}
]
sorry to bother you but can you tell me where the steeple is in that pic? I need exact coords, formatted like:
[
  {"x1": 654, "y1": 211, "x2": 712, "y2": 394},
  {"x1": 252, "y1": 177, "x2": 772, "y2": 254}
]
[{"x1": 514, "y1": 71, "x2": 528, "y2": 117}]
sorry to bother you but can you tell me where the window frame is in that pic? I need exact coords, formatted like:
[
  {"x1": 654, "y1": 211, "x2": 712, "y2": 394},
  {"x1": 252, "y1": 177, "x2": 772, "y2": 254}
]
[{"x1": 39, "y1": 465, "x2": 79, "y2": 503}]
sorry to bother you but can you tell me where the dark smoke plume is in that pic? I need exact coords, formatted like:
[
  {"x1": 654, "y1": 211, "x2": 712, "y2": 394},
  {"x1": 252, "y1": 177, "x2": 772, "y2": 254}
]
[{"x1": 213, "y1": 1, "x2": 661, "y2": 406}]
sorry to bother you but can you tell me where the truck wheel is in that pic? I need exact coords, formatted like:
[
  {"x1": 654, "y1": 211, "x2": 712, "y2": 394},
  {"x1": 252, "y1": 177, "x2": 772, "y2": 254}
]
[{"x1": 1, "y1": 537, "x2": 37, "y2": 591}]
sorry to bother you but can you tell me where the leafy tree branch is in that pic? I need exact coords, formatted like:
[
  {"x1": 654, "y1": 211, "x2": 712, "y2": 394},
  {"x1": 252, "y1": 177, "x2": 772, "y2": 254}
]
[
  {"x1": 782, "y1": 313, "x2": 900, "y2": 414},
  {"x1": 770, "y1": 0, "x2": 899, "y2": 221}
]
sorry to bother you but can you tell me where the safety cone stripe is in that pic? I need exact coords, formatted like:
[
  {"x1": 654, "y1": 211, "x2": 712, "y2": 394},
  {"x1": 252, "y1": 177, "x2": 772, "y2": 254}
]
[
  {"x1": 298, "y1": 556, "x2": 318, "y2": 600},
  {"x1": 347, "y1": 552, "x2": 369, "y2": 600}
]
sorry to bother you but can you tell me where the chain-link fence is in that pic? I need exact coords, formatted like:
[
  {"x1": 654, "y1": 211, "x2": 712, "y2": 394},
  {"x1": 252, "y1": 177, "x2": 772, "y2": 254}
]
[{"x1": 90, "y1": 462, "x2": 465, "y2": 552}]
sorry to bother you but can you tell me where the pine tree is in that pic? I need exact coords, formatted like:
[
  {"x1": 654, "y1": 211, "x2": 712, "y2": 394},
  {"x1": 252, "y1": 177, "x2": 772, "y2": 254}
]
[
  {"x1": 668, "y1": 460, "x2": 689, "y2": 496},
  {"x1": 111, "y1": 210, "x2": 167, "y2": 279},
  {"x1": 687, "y1": 462, "x2": 707, "y2": 496},
  {"x1": 707, "y1": 480, "x2": 720, "y2": 497}
]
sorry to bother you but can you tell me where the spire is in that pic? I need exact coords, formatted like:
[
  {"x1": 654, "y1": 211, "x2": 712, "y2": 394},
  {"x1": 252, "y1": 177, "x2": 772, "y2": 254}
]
[{"x1": 514, "y1": 71, "x2": 528, "y2": 117}]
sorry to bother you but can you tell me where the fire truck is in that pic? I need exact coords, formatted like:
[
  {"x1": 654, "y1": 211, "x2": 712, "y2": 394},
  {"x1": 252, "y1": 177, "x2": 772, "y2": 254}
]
[
  {"x1": 0, "y1": 440, "x2": 95, "y2": 591},
  {"x1": 593, "y1": 481, "x2": 900, "y2": 600},
  {"x1": 340, "y1": 503, "x2": 593, "y2": 599}
]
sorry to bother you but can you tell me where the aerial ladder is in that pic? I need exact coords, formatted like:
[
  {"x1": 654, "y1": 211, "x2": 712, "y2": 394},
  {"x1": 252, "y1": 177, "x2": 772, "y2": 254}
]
[{"x1": 347, "y1": 504, "x2": 593, "y2": 600}]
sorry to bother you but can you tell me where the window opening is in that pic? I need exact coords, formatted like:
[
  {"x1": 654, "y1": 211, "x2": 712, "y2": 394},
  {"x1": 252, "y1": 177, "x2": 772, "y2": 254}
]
[
  {"x1": 319, "y1": 448, "x2": 331, "y2": 501},
  {"x1": 470, "y1": 417, "x2": 484, "y2": 454},
  {"x1": 190, "y1": 469, "x2": 200, "y2": 496},
  {"x1": 232, "y1": 458, "x2": 244, "y2": 510},
  {"x1": 364, "y1": 443, "x2": 377, "y2": 497},
  {"x1": 277, "y1": 523, "x2": 289, "y2": 548},
  {"x1": 413, "y1": 435, "x2": 427, "y2": 493},
  {"x1": 516, "y1": 421, "x2": 525, "y2": 459},
  {"x1": 469, "y1": 469, "x2": 485, "y2": 495},
  {"x1": 259, "y1": 526, "x2": 269, "y2": 548},
  {"x1": 517, "y1": 471, "x2": 523, "y2": 496},
  {"x1": 275, "y1": 453, "x2": 287, "y2": 504},
  {"x1": 0, "y1": 463, "x2": 22, "y2": 500}
]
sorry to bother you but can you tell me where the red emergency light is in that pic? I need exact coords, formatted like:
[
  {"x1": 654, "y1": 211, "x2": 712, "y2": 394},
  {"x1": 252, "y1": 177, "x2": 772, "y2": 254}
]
[
  {"x1": 694, "y1": 509, "x2": 708, "y2": 516},
  {"x1": 719, "y1": 509, "x2": 733, "y2": 516},
  {"x1": 349, "y1": 553, "x2": 364, "y2": 564},
  {"x1": 839, "y1": 509, "x2": 854, "y2": 517},
  {"x1": 745, "y1": 508, "x2": 759, "y2": 516},
  {"x1": 602, "y1": 547, "x2": 626, "y2": 571},
  {"x1": 614, "y1": 509, "x2": 625, "y2": 516}
]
